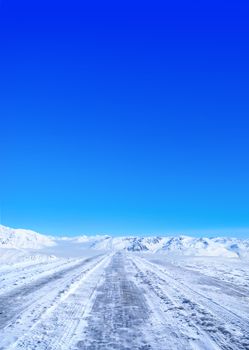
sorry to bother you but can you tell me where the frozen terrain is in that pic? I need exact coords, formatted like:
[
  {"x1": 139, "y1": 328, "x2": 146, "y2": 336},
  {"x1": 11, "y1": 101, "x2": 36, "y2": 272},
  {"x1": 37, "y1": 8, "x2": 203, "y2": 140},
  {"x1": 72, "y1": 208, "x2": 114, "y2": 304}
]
[{"x1": 0, "y1": 225, "x2": 249, "y2": 349}]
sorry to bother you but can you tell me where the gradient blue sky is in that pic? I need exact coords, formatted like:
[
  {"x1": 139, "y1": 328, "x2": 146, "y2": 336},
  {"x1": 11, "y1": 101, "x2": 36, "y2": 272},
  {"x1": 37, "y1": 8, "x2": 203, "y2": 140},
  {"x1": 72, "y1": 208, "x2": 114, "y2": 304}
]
[{"x1": 0, "y1": 0, "x2": 249, "y2": 236}]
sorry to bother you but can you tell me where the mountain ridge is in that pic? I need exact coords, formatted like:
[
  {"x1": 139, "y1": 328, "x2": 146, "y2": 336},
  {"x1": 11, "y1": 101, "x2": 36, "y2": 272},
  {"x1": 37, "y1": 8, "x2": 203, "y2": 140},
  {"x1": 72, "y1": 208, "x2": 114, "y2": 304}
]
[{"x1": 0, "y1": 225, "x2": 249, "y2": 258}]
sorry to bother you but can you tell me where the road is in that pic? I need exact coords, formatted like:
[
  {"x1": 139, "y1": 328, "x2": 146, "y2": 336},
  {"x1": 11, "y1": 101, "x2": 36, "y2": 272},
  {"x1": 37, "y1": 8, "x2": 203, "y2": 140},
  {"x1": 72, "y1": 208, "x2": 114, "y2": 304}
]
[{"x1": 0, "y1": 252, "x2": 248, "y2": 350}]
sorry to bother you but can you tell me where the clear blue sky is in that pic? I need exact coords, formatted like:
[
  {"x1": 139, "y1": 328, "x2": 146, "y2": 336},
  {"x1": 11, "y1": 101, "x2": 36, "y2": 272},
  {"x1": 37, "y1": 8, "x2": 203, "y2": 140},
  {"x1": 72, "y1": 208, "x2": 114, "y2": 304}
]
[{"x1": 0, "y1": 0, "x2": 249, "y2": 236}]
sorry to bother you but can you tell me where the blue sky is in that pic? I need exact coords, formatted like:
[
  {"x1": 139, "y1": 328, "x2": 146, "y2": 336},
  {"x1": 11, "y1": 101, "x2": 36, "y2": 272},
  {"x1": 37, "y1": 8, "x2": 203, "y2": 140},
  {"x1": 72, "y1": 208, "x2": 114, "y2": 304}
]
[{"x1": 0, "y1": 0, "x2": 249, "y2": 236}]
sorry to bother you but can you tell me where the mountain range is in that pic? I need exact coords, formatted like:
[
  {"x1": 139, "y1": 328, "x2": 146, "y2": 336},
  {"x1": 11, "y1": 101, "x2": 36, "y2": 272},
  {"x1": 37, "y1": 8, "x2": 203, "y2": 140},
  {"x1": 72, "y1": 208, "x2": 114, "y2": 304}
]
[{"x1": 1, "y1": 224, "x2": 249, "y2": 258}]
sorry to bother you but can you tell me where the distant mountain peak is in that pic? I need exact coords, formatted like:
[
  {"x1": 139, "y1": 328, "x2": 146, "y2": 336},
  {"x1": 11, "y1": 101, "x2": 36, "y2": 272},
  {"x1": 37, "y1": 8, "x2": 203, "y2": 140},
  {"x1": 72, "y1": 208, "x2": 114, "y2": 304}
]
[{"x1": 1, "y1": 225, "x2": 249, "y2": 258}]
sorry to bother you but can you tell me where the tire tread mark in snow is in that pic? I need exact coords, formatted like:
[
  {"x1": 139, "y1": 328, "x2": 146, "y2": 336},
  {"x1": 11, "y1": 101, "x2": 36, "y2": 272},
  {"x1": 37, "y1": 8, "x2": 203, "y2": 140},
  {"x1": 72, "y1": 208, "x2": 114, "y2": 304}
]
[
  {"x1": 0, "y1": 258, "x2": 82, "y2": 295},
  {"x1": 7, "y1": 255, "x2": 110, "y2": 350},
  {"x1": 0, "y1": 255, "x2": 102, "y2": 329},
  {"x1": 133, "y1": 257, "x2": 249, "y2": 350},
  {"x1": 76, "y1": 253, "x2": 152, "y2": 350}
]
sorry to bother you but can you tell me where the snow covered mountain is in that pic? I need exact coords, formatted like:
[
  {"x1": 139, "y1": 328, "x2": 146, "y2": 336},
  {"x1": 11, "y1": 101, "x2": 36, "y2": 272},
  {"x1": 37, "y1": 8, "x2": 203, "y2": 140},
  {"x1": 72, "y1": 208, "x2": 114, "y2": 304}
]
[
  {"x1": 0, "y1": 225, "x2": 55, "y2": 249},
  {"x1": 1, "y1": 225, "x2": 249, "y2": 258},
  {"x1": 157, "y1": 236, "x2": 237, "y2": 257},
  {"x1": 64, "y1": 235, "x2": 249, "y2": 258},
  {"x1": 63, "y1": 236, "x2": 165, "y2": 252}
]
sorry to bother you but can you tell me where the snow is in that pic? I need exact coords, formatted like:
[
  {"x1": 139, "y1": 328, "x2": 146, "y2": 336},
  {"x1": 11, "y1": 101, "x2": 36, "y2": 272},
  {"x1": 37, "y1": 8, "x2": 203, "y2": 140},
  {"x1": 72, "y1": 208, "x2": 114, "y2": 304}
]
[
  {"x1": 0, "y1": 225, "x2": 55, "y2": 249},
  {"x1": 59, "y1": 234, "x2": 249, "y2": 258},
  {"x1": 0, "y1": 224, "x2": 249, "y2": 349},
  {"x1": 1, "y1": 224, "x2": 249, "y2": 258},
  {"x1": 51, "y1": 234, "x2": 249, "y2": 258},
  {"x1": 0, "y1": 248, "x2": 57, "y2": 269}
]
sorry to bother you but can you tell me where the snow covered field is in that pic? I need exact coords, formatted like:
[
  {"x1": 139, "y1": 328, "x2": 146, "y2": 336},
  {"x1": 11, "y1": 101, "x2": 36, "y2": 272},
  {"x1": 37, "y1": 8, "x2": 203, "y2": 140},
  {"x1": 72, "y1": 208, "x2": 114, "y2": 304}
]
[{"x1": 0, "y1": 225, "x2": 249, "y2": 349}]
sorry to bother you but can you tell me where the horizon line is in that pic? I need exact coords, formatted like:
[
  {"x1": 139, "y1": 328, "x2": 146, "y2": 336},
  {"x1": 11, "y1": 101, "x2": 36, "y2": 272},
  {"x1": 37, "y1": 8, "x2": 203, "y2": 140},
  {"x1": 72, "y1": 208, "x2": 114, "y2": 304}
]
[{"x1": 1, "y1": 223, "x2": 249, "y2": 239}]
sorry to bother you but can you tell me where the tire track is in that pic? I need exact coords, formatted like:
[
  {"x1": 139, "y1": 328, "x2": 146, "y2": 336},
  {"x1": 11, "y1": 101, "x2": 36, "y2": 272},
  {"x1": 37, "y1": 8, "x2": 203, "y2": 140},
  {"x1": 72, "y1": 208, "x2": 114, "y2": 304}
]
[
  {"x1": 0, "y1": 255, "x2": 105, "y2": 349},
  {"x1": 9, "y1": 255, "x2": 111, "y2": 350},
  {"x1": 74, "y1": 252, "x2": 183, "y2": 350},
  {"x1": 132, "y1": 256, "x2": 249, "y2": 350},
  {"x1": 0, "y1": 258, "x2": 84, "y2": 296}
]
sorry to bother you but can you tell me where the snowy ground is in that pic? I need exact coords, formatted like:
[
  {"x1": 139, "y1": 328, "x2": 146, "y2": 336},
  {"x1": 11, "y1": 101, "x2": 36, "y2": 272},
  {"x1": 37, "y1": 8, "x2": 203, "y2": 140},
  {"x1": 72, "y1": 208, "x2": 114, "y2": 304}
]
[{"x1": 0, "y1": 246, "x2": 249, "y2": 349}]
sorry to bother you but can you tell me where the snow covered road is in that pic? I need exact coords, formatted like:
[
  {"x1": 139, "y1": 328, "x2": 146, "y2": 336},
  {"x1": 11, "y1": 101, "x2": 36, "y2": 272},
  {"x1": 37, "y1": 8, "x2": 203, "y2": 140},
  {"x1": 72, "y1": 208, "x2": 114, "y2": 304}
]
[{"x1": 0, "y1": 252, "x2": 248, "y2": 349}]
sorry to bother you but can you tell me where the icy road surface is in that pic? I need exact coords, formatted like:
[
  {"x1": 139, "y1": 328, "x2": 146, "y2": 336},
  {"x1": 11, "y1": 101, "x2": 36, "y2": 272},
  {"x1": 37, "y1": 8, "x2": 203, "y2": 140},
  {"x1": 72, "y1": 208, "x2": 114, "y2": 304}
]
[{"x1": 0, "y1": 252, "x2": 249, "y2": 349}]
